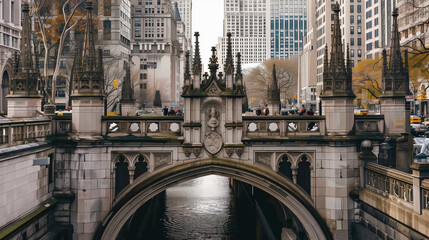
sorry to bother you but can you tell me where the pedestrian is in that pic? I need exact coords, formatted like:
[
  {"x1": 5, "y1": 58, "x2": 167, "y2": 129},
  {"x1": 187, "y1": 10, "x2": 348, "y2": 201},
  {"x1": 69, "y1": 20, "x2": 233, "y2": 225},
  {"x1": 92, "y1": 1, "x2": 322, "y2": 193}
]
[
  {"x1": 168, "y1": 107, "x2": 176, "y2": 116},
  {"x1": 162, "y1": 106, "x2": 168, "y2": 116},
  {"x1": 306, "y1": 107, "x2": 314, "y2": 116},
  {"x1": 265, "y1": 105, "x2": 270, "y2": 116},
  {"x1": 299, "y1": 107, "x2": 306, "y2": 115},
  {"x1": 256, "y1": 106, "x2": 262, "y2": 116}
]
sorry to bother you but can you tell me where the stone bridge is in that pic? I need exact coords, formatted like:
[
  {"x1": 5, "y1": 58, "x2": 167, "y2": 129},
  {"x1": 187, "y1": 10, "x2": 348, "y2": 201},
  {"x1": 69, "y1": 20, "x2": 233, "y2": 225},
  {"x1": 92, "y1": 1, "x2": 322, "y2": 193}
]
[{"x1": 1, "y1": 4, "x2": 429, "y2": 240}]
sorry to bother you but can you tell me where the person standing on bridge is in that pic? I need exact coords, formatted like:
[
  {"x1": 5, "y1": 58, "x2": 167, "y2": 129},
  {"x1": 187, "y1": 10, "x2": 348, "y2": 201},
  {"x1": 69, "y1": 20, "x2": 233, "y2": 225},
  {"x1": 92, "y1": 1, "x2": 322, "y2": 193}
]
[{"x1": 162, "y1": 106, "x2": 168, "y2": 116}]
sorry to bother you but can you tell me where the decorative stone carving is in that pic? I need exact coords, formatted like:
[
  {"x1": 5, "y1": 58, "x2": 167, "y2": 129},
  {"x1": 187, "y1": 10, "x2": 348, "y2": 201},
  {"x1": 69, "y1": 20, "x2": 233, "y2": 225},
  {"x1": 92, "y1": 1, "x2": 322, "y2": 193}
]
[
  {"x1": 192, "y1": 147, "x2": 202, "y2": 157},
  {"x1": 205, "y1": 132, "x2": 223, "y2": 155},
  {"x1": 234, "y1": 148, "x2": 243, "y2": 157},
  {"x1": 225, "y1": 147, "x2": 234, "y2": 157},
  {"x1": 204, "y1": 106, "x2": 223, "y2": 155},
  {"x1": 207, "y1": 106, "x2": 220, "y2": 131},
  {"x1": 255, "y1": 152, "x2": 272, "y2": 167},
  {"x1": 154, "y1": 153, "x2": 171, "y2": 170},
  {"x1": 170, "y1": 123, "x2": 180, "y2": 132},
  {"x1": 183, "y1": 148, "x2": 192, "y2": 157}
]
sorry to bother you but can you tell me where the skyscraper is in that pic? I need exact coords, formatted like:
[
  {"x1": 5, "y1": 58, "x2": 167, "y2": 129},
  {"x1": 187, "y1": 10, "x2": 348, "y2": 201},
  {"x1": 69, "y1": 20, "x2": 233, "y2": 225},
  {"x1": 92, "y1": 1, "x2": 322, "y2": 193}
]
[
  {"x1": 131, "y1": 0, "x2": 181, "y2": 107},
  {"x1": 221, "y1": 0, "x2": 269, "y2": 65},
  {"x1": 269, "y1": 0, "x2": 307, "y2": 59},
  {"x1": 364, "y1": 0, "x2": 393, "y2": 59}
]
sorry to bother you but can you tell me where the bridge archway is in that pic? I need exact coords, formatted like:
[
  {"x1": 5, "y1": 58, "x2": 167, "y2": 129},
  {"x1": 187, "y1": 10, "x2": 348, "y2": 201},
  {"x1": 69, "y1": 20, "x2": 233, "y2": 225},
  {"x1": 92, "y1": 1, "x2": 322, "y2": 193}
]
[{"x1": 96, "y1": 159, "x2": 333, "y2": 240}]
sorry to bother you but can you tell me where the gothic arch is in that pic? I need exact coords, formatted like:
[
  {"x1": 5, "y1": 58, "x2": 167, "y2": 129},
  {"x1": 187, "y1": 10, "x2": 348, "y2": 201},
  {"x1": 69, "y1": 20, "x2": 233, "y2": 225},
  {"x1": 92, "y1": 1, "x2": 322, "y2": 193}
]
[
  {"x1": 130, "y1": 153, "x2": 150, "y2": 166},
  {"x1": 96, "y1": 159, "x2": 333, "y2": 240},
  {"x1": 276, "y1": 154, "x2": 293, "y2": 181},
  {"x1": 132, "y1": 154, "x2": 148, "y2": 180},
  {"x1": 296, "y1": 153, "x2": 314, "y2": 168},
  {"x1": 112, "y1": 154, "x2": 131, "y2": 168}
]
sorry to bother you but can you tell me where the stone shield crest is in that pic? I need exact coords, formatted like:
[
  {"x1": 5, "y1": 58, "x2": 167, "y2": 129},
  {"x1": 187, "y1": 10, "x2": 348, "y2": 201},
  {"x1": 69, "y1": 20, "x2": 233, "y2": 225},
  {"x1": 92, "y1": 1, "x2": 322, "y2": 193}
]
[{"x1": 205, "y1": 131, "x2": 223, "y2": 155}]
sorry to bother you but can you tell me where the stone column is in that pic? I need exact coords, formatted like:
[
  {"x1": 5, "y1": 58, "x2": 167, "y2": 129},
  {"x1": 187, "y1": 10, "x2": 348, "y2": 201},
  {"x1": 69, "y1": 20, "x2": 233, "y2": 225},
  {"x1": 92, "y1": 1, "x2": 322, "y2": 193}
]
[{"x1": 410, "y1": 161, "x2": 429, "y2": 214}]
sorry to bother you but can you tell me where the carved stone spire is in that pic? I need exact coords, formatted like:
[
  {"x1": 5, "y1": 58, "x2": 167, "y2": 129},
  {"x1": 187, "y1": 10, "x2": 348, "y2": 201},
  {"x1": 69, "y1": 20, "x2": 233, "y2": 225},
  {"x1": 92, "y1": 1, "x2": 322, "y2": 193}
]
[
  {"x1": 193, "y1": 32, "x2": 202, "y2": 76},
  {"x1": 321, "y1": 2, "x2": 354, "y2": 98},
  {"x1": 10, "y1": 2, "x2": 39, "y2": 96},
  {"x1": 389, "y1": 8, "x2": 402, "y2": 72},
  {"x1": 208, "y1": 47, "x2": 218, "y2": 78},
  {"x1": 380, "y1": 8, "x2": 409, "y2": 97},
  {"x1": 120, "y1": 62, "x2": 133, "y2": 103},
  {"x1": 225, "y1": 32, "x2": 234, "y2": 75},
  {"x1": 184, "y1": 51, "x2": 191, "y2": 86},
  {"x1": 72, "y1": 1, "x2": 104, "y2": 95},
  {"x1": 268, "y1": 64, "x2": 280, "y2": 102},
  {"x1": 329, "y1": 2, "x2": 346, "y2": 73},
  {"x1": 235, "y1": 52, "x2": 242, "y2": 86}
]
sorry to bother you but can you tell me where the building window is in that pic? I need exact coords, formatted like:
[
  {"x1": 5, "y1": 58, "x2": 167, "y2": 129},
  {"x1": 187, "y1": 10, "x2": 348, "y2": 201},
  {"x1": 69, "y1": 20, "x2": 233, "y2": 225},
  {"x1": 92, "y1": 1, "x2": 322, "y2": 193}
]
[
  {"x1": 374, "y1": 18, "x2": 379, "y2": 26},
  {"x1": 367, "y1": 42, "x2": 373, "y2": 51},
  {"x1": 351, "y1": 49, "x2": 355, "y2": 57},
  {"x1": 357, "y1": 49, "x2": 362, "y2": 57},
  {"x1": 60, "y1": 60, "x2": 66, "y2": 68},
  {"x1": 357, "y1": 5, "x2": 361, "y2": 13},
  {"x1": 357, "y1": 15, "x2": 362, "y2": 24},
  {"x1": 357, "y1": 26, "x2": 362, "y2": 34},
  {"x1": 350, "y1": 5, "x2": 354, "y2": 13},
  {"x1": 351, "y1": 38, "x2": 355, "y2": 46},
  {"x1": 351, "y1": 26, "x2": 355, "y2": 34},
  {"x1": 103, "y1": 20, "x2": 111, "y2": 40},
  {"x1": 358, "y1": 38, "x2": 362, "y2": 46},
  {"x1": 375, "y1": 29, "x2": 379, "y2": 37},
  {"x1": 350, "y1": 15, "x2": 354, "y2": 24}
]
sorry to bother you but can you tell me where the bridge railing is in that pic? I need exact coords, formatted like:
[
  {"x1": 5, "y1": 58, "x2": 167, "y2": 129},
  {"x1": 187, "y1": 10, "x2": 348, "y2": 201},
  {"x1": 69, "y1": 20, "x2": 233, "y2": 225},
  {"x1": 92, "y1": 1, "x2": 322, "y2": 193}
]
[
  {"x1": 365, "y1": 162, "x2": 414, "y2": 204},
  {"x1": 0, "y1": 118, "x2": 51, "y2": 146},
  {"x1": 354, "y1": 115, "x2": 385, "y2": 135},
  {"x1": 102, "y1": 116, "x2": 183, "y2": 138},
  {"x1": 242, "y1": 116, "x2": 326, "y2": 137}
]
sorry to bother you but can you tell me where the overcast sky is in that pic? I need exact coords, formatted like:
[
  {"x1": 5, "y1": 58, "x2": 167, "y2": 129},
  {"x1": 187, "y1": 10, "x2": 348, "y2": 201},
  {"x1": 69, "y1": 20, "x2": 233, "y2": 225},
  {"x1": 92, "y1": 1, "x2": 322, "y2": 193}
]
[{"x1": 192, "y1": 0, "x2": 224, "y2": 73}]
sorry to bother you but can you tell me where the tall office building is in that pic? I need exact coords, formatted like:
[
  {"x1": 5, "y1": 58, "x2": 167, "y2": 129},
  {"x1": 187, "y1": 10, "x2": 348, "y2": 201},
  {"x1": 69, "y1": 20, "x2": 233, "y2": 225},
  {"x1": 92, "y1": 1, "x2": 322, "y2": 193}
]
[
  {"x1": 221, "y1": 0, "x2": 269, "y2": 66},
  {"x1": 131, "y1": 0, "x2": 181, "y2": 107},
  {"x1": 269, "y1": 0, "x2": 307, "y2": 59},
  {"x1": 397, "y1": 0, "x2": 428, "y2": 50},
  {"x1": 172, "y1": 0, "x2": 192, "y2": 47},
  {"x1": 0, "y1": 0, "x2": 21, "y2": 114},
  {"x1": 364, "y1": 0, "x2": 393, "y2": 59}
]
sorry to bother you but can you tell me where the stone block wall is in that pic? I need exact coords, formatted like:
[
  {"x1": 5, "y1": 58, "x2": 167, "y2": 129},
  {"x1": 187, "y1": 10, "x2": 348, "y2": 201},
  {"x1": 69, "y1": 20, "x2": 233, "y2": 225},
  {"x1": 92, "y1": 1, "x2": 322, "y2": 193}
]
[{"x1": 0, "y1": 145, "x2": 54, "y2": 228}]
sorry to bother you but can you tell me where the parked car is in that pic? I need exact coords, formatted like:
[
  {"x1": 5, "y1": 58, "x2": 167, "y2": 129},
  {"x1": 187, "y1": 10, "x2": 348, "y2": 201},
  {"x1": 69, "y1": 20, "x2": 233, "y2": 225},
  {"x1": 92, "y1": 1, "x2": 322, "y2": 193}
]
[
  {"x1": 413, "y1": 137, "x2": 425, "y2": 155},
  {"x1": 411, "y1": 124, "x2": 428, "y2": 136}
]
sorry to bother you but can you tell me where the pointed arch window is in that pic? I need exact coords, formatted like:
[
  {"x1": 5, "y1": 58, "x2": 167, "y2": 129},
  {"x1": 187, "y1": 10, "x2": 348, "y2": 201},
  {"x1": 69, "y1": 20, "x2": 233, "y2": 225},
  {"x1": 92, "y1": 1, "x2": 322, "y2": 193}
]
[
  {"x1": 278, "y1": 155, "x2": 292, "y2": 180},
  {"x1": 297, "y1": 155, "x2": 311, "y2": 195},
  {"x1": 134, "y1": 155, "x2": 148, "y2": 179},
  {"x1": 115, "y1": 155, "x2": 130, "y2": 196}
]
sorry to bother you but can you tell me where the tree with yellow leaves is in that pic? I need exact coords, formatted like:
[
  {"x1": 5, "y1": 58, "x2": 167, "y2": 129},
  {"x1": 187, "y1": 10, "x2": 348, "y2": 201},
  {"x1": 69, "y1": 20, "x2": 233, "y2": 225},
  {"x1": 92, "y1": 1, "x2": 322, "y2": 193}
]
[
  {"x1": 32, "y1": 0, "x2": 87, "y2": 105},
  {"x1": 352, "y1": 57, "x2": 383, "y2": 100}
]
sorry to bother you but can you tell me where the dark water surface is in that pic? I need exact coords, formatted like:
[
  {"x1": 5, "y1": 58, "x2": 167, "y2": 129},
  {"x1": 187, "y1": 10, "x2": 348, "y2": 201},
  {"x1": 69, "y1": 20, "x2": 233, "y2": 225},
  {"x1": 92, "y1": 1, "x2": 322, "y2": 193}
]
[{"x1": 124, "y1": 175, "x2": 257, "y2": 240}]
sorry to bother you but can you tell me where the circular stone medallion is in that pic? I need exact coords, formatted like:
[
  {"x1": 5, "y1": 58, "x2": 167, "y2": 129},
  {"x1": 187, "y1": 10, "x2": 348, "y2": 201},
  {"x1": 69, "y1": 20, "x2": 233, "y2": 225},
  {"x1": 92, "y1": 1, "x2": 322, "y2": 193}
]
[{"x1": 205, "y1": 132, "x2": 223, "y2": 155}]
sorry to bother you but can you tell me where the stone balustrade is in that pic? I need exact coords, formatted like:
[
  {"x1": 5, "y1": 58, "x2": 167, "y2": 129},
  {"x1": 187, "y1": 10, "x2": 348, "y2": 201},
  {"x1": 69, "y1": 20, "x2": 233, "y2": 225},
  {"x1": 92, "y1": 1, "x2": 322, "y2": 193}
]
[
  {"x1": 242, "y1": 116, "x2": 326, "y2": 138},
  {"x1": 364, "y1": 162, "x2": 429, "y2": 214},
  {"x1": 354, "y1": 115, "x2": 385, "y2": 135},
  {"x1": 102, "y1": 116, "x2": 183, "y2": 138},
  {"x1": 0, "y1": 118, "x2": 51, "y2": 146}
]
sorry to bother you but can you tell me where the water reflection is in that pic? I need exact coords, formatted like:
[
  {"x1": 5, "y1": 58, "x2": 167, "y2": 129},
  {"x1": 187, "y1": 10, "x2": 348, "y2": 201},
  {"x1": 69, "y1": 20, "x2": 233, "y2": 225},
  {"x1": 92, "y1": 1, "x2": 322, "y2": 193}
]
[{"x1": 121, "y1": 175, "x2": 257, "y2": 240}]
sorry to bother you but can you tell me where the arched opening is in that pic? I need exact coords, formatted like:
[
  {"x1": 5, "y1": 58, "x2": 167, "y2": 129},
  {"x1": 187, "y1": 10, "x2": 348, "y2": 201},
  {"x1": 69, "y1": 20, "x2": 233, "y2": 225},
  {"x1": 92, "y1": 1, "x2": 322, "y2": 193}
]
[
  {"x1": 297, "y1": 155, "x2": 311, "y2": 195},
  {"x1": 115, "y1": 155, "x2": 130, "y2": 196},
  {"x1": 278, "y1": 154, "x2": 292, "y2": 180},
  {"x1": 97, "y1": 159, "x2": 332, "y2": 240},
  {"x1": 1, "y1": 70, "x2": 10, "y2": 114},
  {"x1": 134, "y1": 155, "x2": 148, "y2": 179}
]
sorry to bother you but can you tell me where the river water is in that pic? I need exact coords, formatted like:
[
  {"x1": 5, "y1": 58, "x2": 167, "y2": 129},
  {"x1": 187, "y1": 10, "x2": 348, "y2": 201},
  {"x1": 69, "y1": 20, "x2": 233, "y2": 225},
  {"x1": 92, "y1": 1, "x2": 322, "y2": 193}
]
[{"x1": 123, "y1": 175, "x2": 259, "y2": 240}]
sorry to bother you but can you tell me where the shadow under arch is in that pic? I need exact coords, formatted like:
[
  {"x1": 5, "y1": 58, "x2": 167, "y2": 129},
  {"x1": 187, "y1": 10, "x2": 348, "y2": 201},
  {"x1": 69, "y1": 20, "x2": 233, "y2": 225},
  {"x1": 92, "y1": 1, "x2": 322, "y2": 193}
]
[{"x1": 95, "y1": 158, "x2": 333, "y2": 240}]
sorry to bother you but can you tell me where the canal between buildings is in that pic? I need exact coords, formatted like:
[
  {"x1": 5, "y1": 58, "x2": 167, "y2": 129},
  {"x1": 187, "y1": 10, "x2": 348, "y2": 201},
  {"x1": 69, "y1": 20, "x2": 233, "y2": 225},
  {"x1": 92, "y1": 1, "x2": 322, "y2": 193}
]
[{"x1": 118, "y1": 175, "x2": 265, "y2": 240}]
